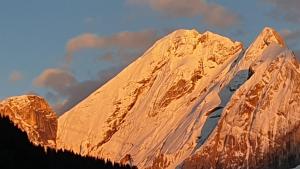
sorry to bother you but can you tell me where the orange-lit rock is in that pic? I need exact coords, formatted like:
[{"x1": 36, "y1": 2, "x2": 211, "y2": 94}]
[{"x1": 0, "y1": 95, "x2": 57, "y2": 147}]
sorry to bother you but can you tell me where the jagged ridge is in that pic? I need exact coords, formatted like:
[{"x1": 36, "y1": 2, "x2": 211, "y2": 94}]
[
  {"x1": 181, "y1": 39, "x2": 300, "y2": 169},
  {"x1": 57, "y1": 29, "x2": 243, "y2": 168},
  {"x1": 0, "y1": 115, "x2": 135, "y2": 169},
  {"x1": 55, "y1": 27, "x2": 300, "y2": 169},
  {"x1": 0, "y1": 95, "x2": 57, "y2": 147}
]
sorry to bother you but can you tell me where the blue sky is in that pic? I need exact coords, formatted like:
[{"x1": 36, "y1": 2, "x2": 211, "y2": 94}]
[{"x1": 1, "y1": 0, "x2": 300, "y2": 114}]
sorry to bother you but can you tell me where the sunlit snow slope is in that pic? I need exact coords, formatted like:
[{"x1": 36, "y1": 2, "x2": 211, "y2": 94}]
[
  {"x1": 57, "y1": 29, "x2": 243, "y2": 168},
  {"x1": 57, "y1": 27, "x2": 299, "y2": 169},
  {"x1": 182, "y1": 39, "x2": 300, "y2": 169}
]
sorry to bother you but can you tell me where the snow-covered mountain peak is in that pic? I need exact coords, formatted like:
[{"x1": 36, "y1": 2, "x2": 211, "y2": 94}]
[
  {"x1": 1, "y1": 19, "x2": 300, "y2": 168},
  {"x1": 238, "y1": 27, "x2": 286, "y2": 70},
  {"x1": 167, "y1": 29, "x2": 199, "y2": 38},
  {"x1": 0, "y1": 95, "x2": 57, "y2": 147},
  {"x1": 55, "y1": 27, "x2": 300, "y2": 169},
  {"x1": 249, "y1": 43, "x2": 289, "y2": 73},
  {"x1": 261, "y1": 27, "x2": 286, "y2": 46},
  {"x1": 57, "y1": 28, "x2": 243, "y2": 168},
  {"x1": 161, "y1": 29, "x2": 243, "y2": 72},
  {"x1": 182, "y1": 45, "x2": 300, "y2": 169},
  {"x1": 202, "y1": 30, "x2": 241, "y2": 45}
]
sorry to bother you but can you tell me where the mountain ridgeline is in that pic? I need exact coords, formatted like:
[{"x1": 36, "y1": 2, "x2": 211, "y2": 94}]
[
  {"x1": 1, "y1": 27, "x2": 300, "y2": 169},
  {"x1": 0, "y1": 96, "x2": 136, "y2": 169},
  {"x1": 0, "y1": 115, "x2": 135, "y2": 169},
  {"x1": 56, "y1": 27, "x2": 300, "y2": 169}
]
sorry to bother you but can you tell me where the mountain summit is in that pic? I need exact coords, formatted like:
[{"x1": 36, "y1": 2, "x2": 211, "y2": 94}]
[
  {"x1": 57, "y1": 29, "x2": 243, "y2": 168},
  {"x1": 6, "y1": 27, "x2": 294, "y2": 169},
  {"x1": 182, "y1": 44, "x2": 300, "y2": 169},
  {"x1": 238, "y1": 27, "x2": 286, "y2": 71}
]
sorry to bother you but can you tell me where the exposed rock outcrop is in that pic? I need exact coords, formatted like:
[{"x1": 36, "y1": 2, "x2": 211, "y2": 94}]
[
  {"x1": 55, "y1": 27, "x2": 300, "y2": 169},
  {"x1": 182, "y1": 44, "x2": 300, "y2": 169},
  {"x1": 57, "y1": 29, "x2": 243, "y2": 168},
  {"x1": 0, "y1": 95, "x2": 57, "y2": 147}
]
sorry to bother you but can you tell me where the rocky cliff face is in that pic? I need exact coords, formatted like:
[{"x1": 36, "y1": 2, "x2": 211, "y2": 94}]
[
  {"x1": 57, "y1": 29, "x2": 243, "y2": 168},
  {"x1": 56, "y1": 27, "x2": 300, "y2": 169},
  {"x1": 181, "y1": 44, "x2": 300, "y2": 169},
  {"x1": 0, "y1": 95, "x2": 57, "y2": 147}
]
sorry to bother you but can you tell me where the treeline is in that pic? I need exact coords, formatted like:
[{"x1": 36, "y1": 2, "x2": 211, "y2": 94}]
[{"x1": 0, "y1": 116, "x2": 137, "y2": 169}]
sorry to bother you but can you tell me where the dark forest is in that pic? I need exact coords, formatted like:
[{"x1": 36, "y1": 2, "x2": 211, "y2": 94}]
[{"x1": 0, "y1": 116, "x2": 137, "y2": 169}]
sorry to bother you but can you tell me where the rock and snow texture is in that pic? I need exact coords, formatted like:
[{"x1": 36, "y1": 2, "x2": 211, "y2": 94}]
[
  {"x1": 57, "y1": 29, "x2": 243, "y2": 168},
  {"x1": 176, "y1": 27, "x2": 290, "y2": 158},
  {"x1": 237, "y1": 27, "x2": 286, "y2": 71},
  {"x1": 181, "y1": 44, "x2": 300, "y2": 168},
  {"x1": 0, "y1": 95, "x2": 57, "y2": 147},
  {"x1": 57, "y1": 27, "x2": 300, "y2": 169}
]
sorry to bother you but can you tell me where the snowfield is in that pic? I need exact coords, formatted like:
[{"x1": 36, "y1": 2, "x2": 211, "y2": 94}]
[{"x1": 56, "y1": 27, "x2": 300, "y2": 169}]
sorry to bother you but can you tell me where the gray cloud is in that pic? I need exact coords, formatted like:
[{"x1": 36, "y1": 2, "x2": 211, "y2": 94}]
[
  {"x1": 53, "y1": 80, "x2": 104, "y2": 114},
  {"x1": 266, "y1": 0, "x2": 300, "y2": 23},
  {"x1": 33, "y1": 67, "x2": 122, "y2": 115},
  {"x1": 127, "y1": 0, "x2": 239, "y2": 28},
  {"x1": 58, "y1": 67, "x2": 122, "y2": 114},
  {"x1": 33, "y1": 68, "x2": 77, "y2": 93}
]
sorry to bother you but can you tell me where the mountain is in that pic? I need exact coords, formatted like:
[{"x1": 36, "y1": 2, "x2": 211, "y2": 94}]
[
  {"x1": 181, "y1": 44, "x2": 300, "y2": 169},
  {"x1": 4, "y1": 27, "x2": 295, "y2": 169},
  {"x1": 56, "y1": 27, "x2": 300, "y2": 169},
  {"x1": 193, "y1": 27, "x2": 287, "y2": 153},
  {"x1": 0, "y1": 95, "x2": 136, "y2": 169},
  {"x1": 0, "y1": 95, "x2": 57, "y2": 147},
  {"x1": 181, "y1": 28, "x2": 300, "y2": 169},
  {"x1": 0, "y1": 115, "x2": 135, "y2": 169},
  {"x1": 57, "y1": 29, "x2": 243, "y2": 168}
]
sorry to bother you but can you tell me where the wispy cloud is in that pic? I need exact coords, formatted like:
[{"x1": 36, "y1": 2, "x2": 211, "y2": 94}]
[
  {"x1": 65, "y1": 29, "x2": 159, "y2": 63},
  {"x1": 127, "y1": 0, "x2": 239, "y2": 28},
  {"x1": 9, "y1": 71, "x2": 23, "y2": 83}
]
